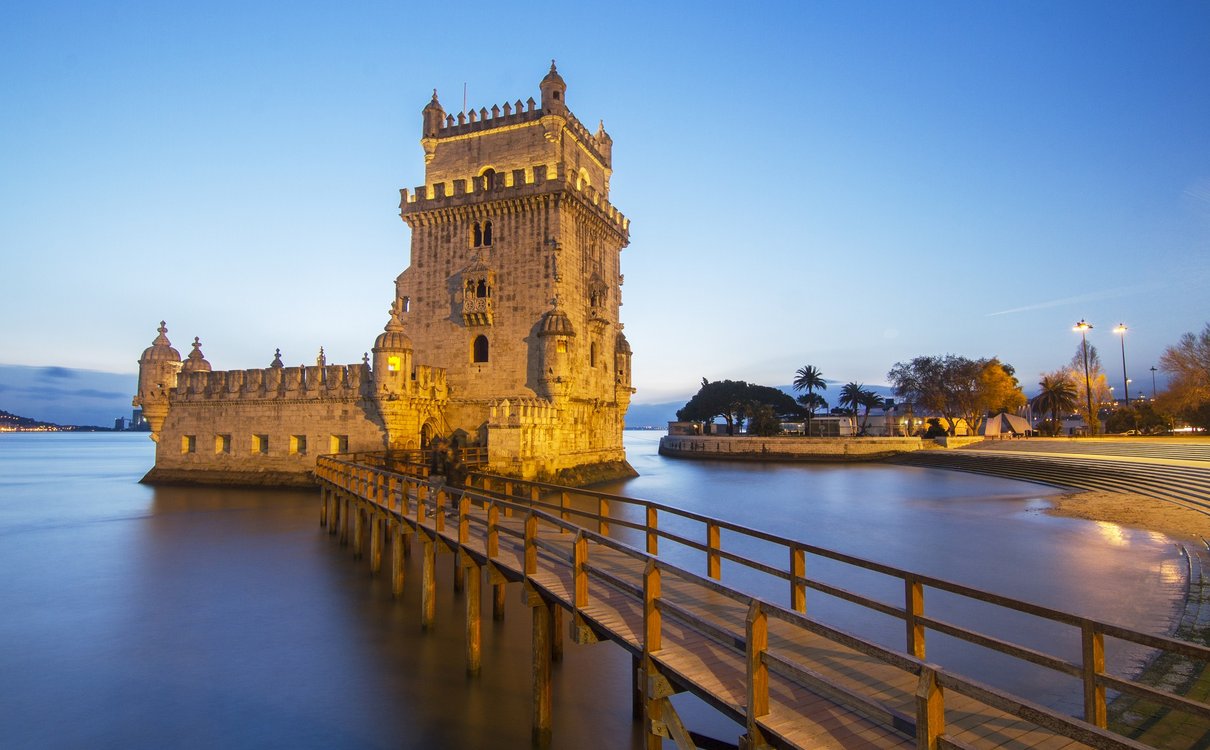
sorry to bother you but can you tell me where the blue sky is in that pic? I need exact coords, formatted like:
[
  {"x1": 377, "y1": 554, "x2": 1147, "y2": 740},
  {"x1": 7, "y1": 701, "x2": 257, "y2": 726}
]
[{"x1": 3, "y1": 1, "x2": 1208, "y2": 417}]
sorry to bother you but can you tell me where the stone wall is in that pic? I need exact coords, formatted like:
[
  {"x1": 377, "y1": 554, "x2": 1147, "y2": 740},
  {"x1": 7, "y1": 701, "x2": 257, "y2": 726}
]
[{"x1": 658, "y1": 435, "x2": 925, "y2": 461}]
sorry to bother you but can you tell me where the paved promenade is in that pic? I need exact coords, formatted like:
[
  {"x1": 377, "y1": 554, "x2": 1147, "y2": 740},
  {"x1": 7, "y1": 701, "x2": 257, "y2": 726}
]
[{"x1": 894, "y1": 438, "x2": 1210, "y2": 515}]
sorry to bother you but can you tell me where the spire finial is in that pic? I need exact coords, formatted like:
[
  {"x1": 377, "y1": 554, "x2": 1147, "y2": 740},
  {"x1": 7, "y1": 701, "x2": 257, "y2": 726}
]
[
  {"x1": 271, "y1": 348, "x2": 284, "y2": 368},
  {"x1": 550, "y1": 58, "x2": 557, "y2": 72}
]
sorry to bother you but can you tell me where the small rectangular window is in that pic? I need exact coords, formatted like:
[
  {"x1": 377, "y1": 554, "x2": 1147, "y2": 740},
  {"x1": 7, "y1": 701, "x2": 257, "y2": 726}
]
[
  {"x1": 182, "y1": 435, "x2": 196, "y2": 454},
  {"x1": 290, "y1": 435, "x2": 307, "y2": 456},
  {"x1": 216, "y1": 434, "x2": 231, "y2": 454},
  {"x1": 253, "y1": 434, "x2": 269, "y2": 455},
  {"x1": 330, "y1": 435, "x2": 349, "y2": 454}
]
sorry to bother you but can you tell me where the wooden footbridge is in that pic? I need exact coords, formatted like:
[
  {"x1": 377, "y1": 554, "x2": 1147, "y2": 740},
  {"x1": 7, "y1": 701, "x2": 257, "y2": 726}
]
[{"x1": 315, "y1": 453, "x2": 1210, "y2": 749}]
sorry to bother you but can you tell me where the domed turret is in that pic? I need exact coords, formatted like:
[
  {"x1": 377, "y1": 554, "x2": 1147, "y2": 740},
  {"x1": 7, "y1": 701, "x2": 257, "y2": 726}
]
[
  {"x1": 140, "y1": 321, "x2": 181, "y2": 364},
  {"x1": 422, "y1": 89, "x2": 445, "y2": 138},
  {"x1": 538, "y1": 304, "x2": 575, "y2": 400},
  {"x1": 180, "y1": 337, "x2": 211, "y2": 373},
  {"x1": 539, "y1": 60, "x2": 567, "y2": 114},
  {"x1": 538, "y1": 307, "x2": 577, "y2": 339},
  {"x1": 133, "y1": 321, "x2": 183, "y2": 442},
  {"x1": 373, "y1": 301, "x2": 413, "y2": 395}
]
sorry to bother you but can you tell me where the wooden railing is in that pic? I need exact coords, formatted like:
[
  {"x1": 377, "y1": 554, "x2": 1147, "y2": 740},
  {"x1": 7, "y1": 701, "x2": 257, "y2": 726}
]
[{"x1": 314, "y1": 455, "x2": 1210, "y2": 749}]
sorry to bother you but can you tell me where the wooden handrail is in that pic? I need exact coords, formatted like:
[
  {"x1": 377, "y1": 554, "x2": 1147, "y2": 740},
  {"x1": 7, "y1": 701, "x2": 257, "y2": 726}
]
[{"x1": 315, "y1": 455, "x2": 1210, "y2": 748}]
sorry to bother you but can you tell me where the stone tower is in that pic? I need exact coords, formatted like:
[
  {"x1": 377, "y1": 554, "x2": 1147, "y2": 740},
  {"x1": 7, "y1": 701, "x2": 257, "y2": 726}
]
[{"x1": 397, "y1": 62, "x2": 635, "y2": 482}]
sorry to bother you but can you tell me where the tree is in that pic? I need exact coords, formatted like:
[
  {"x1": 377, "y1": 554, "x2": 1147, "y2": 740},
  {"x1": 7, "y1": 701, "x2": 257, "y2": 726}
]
[
  {"x1": 838, "y1": 382, "x2": 866, "y2": 435},
  {"x1": 888, "y1": 354, "x2": 1026, "y2": 435},
  {"x1": 1066, "y1": 344, "x2": 1112, "y2": 435},
  {"x1": 791, "y1": 365, "x2": 828, "y2": 437},
  {"x1": 1030, "y1": 371, "x2": 1079, "y2": 436},
  {"x1": 746, "y1": 403, "x2": 782, "y2": 436},
  {"x1": 676, "y1": 378, "x2": 798, "y2": 435},
  {"x1": 857, "y1": 388, "x2": 885, "y2": 435},
  {"x1": 1159, "y1": 322, "x2": 1210, "y2": 430},
  {"x1": 795, "y1": 392, "x2": 828, "y2": 434}
]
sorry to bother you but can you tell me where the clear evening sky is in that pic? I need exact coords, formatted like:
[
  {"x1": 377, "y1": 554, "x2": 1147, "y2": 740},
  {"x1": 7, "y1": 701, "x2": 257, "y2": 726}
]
[{"x1": 3, "y1": 2, "x2": 1207, "y2": 407}]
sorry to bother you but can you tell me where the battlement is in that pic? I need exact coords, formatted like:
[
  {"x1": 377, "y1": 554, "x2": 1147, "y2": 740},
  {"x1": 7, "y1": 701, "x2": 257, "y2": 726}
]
[
  {"x1": 429, "y1": 99, "x2": 611, "y2": 167},
  {"x1": 400, "y1": 162, "x2": 629, "y2": 237},
  {"x1": 488, "y1": 397, "x2": 560, "y2": 427},
  {"x1": 434, "y1": 98, "x2": 544, "y2": 138},
  {"x1": 175, "y1": 363, "x2": 370, "y2": 403}
]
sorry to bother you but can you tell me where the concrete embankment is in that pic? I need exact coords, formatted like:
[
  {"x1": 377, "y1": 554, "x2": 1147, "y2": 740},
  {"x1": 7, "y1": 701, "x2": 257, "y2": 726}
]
[{"x1": 658, "y1": 434, "x2": 924, "y2": 462}]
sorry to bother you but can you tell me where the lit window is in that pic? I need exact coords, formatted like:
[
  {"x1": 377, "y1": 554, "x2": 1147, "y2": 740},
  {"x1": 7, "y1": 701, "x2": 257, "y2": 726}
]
[
  {"x1": 215, "y1": 434, "x2": 231, "y2": 454},
  {"x1": 330, "y1": 435, "x2": 349, "y2": 453},
  {"x1": 182, "y1": 435, "x2": 196, "y2": 454},
  {"x1": 290, "y1": 435, "x2": 307, "y2": 455},
  {"x1": 388, "y1": 355, "x2": 400, "y2": 372},
  {"x1": 253, "y1": 434, "x2": 269, "y2": 455}
]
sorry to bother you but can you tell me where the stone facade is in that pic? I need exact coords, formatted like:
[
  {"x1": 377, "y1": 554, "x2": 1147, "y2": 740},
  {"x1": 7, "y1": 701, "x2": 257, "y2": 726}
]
[{"x1": 134, "y1": 63, "x2": 635, "y2": 487}]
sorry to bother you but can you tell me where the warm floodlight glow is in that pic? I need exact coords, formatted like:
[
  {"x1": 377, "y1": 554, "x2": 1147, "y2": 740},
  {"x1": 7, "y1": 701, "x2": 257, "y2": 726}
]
[
  {"x1": 1114, "y1": 324, "x2": 1127, "y2": 335},
  {"x1": 1073, "y1": 319, "x2": 1092, "y2": 332},
  {"x1": 1113, "y1": 323, "x2": 1130, "y2": 404},
  {"x1": 1073, "y1": 319, "x2": 1095, "y2": 434}
]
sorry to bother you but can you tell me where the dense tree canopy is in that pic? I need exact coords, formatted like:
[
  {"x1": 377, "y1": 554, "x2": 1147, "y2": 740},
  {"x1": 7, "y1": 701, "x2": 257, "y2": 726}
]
[
  {"x1": 676, "y1": 378, "x2": 798, "y2": 435},
  {"x1": 887, "y1": 354, "x2": 1025, "y2": 435},
  {"x1": 1159, "y1": 322, "x2": 1210, "y2": 430}
]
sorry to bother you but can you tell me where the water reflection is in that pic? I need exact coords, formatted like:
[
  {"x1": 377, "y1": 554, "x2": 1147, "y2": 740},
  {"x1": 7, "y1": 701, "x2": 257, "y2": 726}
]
[{"x1": 0, "y1": 432, "x2": 1188, "y2": 748}]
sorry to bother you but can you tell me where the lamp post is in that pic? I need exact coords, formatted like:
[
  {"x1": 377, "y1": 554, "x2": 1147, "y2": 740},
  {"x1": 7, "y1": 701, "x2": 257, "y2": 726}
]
[
  {"x1": 1074, "y1": 320, "x2": 1095, "y2": 434},
  {"x1": 1113, "y1": 324, "x2": 1129, "y2": 405},
  {"x1": 1151, "y1": 366, "x2": 1158, "y2": 399}
]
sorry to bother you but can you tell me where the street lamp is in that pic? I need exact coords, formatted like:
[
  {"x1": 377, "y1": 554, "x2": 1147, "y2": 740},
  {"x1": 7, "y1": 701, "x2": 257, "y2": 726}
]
[
  {"x1": 1151, "y1": 366, "x2": 1158, "y2": 398},
  {"x1": 1074, "y1": 320, "x2": 1095, "y2": 434},
  {"x1": 1113, "y1": 324, "x2": 1129, "y2": 404}
]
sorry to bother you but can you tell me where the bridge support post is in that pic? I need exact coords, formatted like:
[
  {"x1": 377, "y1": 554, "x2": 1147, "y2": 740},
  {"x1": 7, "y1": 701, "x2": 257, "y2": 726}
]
[
  {"x1": 353, "y1": 505, "x2": 364, "y2": 559},
  {"x1": 1082, "y1": 623, "x2": 1107, "y2": 727},
  {"x1": 319, "y1": 487, "x2": 328, "y2": 528},
  {"x1": 466, "y1": 560, "x2": 481, "y2": 675},
  {"x1": 531, "y1": 595, "x2": 553, "y2": 747},
  {"x1": 422, "y1": 537, "x2": 436, "y2": 629},
  {"x1": 369, "y1": 514, "x2": 382, "y2": 574},
  {"x1": 391, "y1": 521, "x2": 406, "y2": 597},
  {"x1": 493, "y1": 581, "x2": 506, "y2": 621}
]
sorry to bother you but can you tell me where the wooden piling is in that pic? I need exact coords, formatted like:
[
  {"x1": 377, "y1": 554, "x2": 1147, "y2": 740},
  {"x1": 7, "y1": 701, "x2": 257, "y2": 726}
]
[
  {"x1": 391, "y1": 521, "x2": 406, "y2": 597},
  {"x1": 466, "y1": 560, "x2": 481, "y2": 675},
  {"x1": 532, "y1": 597, "x2": 553, "y2": 747},
  {"x1": 422, "y1": 537, "x2": 436, "y2": 629},
  {"x1": 369, "y1": 513, "x2": 382, "y2": 574}
]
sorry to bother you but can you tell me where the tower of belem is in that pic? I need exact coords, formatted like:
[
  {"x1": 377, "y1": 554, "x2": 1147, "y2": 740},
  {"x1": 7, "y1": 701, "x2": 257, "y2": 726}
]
[{"x1": 133, "y1": 63, "x2": 636, "y2": 486}]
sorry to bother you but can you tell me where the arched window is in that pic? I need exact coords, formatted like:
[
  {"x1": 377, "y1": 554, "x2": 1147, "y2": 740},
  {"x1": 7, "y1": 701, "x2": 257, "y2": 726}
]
[
  {"x1": 482, "y1": 220, "x2": 492, "y2": 246},
  {"x1": 472, "y1": 222, "x2": 482, "y2": 247},
  {"x1": 476, "y1": 279, "x2": 488, "y2": 298},
  {"x1": 590, "y1": 342, "x2": 597, "y2": 368},
  {"x1": 481, "y1": 168, "x2": 496, "y2": 191},
  {"x1": 472, "y1": 335, "x2": 489, "y2": 363}
]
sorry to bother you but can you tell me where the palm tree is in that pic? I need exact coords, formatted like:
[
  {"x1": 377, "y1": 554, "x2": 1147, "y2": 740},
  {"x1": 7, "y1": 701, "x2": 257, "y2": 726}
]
[
  {"x1": 792, "y1": 365, "x2": 827, "y2": 437},
  {"x1": 839, "y1": 382, "x2": 865, "y2": 436},
  {"x1": 1031, "y1": 373, "x2": 1079, "y2": 436},
  {"x1": 857, "y1": 388, "x2": 885, "y2": 435},
  {"x1": 795, "y1": 392, "x2": 828, "y2": 435}
]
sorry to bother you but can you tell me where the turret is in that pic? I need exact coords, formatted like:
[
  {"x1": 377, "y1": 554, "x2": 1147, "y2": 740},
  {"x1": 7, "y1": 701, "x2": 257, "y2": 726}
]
[
  {"x1": 372, "y1": 300, "x2": 413, "y2": 396},
  {"x1": 539, "y1": 60, "x2": 567, "y2": 115},
  {"x1": 537, "y1": 304, "x2": 576, "y2": 400},
  {"x1": 180, "y1": 337, "x2": 211, "y2": 373},
  {"x1": 422, "y1": 90, "x2": 445, "y2": 137},
  {"x1": 133, "y1": 321, "x2": 182, "y2": 442}
]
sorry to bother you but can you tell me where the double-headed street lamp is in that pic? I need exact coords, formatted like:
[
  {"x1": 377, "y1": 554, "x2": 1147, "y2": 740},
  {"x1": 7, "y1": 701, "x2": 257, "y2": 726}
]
[
  {"x1": 1074, "y1": 320, "x2": 1095, "y2": 434},
  {"x1": 1113, "y1": 324, "x2": 1130, "y2": 405}
]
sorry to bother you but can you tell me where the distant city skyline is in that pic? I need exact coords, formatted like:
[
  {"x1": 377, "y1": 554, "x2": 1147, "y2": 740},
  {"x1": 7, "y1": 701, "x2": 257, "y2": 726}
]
[{"x1": 2, "y1": 2, "x2": 1207, "y2": 409}]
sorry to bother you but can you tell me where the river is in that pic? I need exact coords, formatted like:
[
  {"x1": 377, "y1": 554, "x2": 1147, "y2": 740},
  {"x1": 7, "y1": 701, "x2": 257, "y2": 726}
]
[{"x1": 0, "y1": 431, "x2": 1185, "y2": 748}]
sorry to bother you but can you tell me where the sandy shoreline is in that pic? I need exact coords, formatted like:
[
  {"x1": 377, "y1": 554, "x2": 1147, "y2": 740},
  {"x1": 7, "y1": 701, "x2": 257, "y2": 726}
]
[{"x1": 1045, "y1": 490, "x2": 1210, "y2": 543}]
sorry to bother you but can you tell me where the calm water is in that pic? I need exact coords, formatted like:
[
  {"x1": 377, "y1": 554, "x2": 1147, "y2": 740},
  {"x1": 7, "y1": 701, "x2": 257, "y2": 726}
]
[{"x1": 0, "y1": 432, "x2": 1186, "y2": 748}]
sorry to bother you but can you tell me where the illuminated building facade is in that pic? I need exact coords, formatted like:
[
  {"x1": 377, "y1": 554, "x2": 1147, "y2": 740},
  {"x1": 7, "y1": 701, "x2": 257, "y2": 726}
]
[{"x1": 134, "y1": 63, "x2": 635, "y2": 486}]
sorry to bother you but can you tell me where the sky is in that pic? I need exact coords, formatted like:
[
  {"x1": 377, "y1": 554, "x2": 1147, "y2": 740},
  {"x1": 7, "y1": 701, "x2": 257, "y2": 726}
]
[{"x1": 2, "y1": 1, "x2": 1208, "y2": 420}]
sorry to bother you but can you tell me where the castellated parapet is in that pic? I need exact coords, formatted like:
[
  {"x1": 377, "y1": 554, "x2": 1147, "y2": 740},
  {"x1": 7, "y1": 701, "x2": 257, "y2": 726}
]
[{"x1": 136, "y1": 62, "x2": 635, "y2": 487}]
